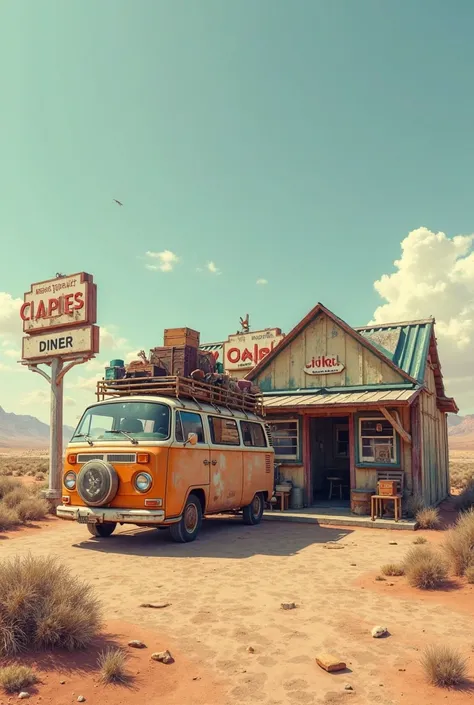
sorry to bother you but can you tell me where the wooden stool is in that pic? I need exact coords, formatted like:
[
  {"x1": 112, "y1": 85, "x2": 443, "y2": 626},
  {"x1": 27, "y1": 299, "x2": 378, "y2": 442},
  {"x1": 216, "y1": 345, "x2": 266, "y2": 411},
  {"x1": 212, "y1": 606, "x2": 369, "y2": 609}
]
[
  {"x1": 371, "y1": 494, "x2": 402, "y2": 522},
  {"x1": 327, "y1": 477, "x2": 343, "y2": 500},
  {"x1": 275, "y1": 491, "x2": 290, "y2": 511}
]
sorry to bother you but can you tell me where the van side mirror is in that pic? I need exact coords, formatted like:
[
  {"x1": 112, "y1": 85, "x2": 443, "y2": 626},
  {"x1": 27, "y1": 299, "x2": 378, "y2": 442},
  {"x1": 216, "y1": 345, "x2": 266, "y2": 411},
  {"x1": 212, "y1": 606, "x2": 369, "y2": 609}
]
[{"x1": 185, "y1": 432, "x2": 198, "y2": 446}]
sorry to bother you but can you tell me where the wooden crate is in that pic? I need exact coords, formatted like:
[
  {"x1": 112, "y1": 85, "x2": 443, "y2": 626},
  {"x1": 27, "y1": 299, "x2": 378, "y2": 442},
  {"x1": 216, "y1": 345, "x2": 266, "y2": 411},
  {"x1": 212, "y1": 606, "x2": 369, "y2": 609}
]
[
  {"x1": 150, "y1": 345, "x2": 198, "y2": 378},
  {"x1": 377, "y1": 480, "x2": 398, "y2": 496},
  {"x1": 164, "y1": 328, "x2": 200, "y2": 348}
]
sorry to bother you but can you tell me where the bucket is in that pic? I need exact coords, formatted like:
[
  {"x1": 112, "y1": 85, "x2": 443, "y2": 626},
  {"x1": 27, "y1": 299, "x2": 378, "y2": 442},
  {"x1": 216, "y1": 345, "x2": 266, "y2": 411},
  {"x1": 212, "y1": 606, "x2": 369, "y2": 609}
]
[
  {"x1": 110, "y1": 359, "x2": 124, "y2": 368},
  {"x1": 290, "y1": 486, "x2": 304, "y2": 510}
]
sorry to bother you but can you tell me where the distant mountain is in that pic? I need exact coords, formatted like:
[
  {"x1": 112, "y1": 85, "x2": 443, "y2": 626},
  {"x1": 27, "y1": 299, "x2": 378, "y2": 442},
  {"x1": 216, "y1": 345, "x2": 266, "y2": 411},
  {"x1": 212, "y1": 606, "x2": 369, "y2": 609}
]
[
  {"x1": 0, "y1": 406, "x2": 75, "y2": 449},
  {"x1": 448, "y1": 414, "x2": 474, "y2": 451}
]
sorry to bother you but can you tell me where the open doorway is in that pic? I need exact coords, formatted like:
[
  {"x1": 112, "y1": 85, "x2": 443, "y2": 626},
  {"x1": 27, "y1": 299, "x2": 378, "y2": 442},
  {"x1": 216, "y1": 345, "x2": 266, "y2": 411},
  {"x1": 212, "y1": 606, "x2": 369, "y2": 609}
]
[{"x1": 310, "y1": 416, "x2": 350, "y2": 507}]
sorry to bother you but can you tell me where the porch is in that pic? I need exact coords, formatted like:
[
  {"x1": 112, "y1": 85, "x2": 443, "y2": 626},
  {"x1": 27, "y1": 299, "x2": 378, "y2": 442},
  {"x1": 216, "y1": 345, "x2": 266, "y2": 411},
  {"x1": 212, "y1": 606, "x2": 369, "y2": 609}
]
[{"x1": 264, "y1": 505, "x2": 417, "y2": 530}]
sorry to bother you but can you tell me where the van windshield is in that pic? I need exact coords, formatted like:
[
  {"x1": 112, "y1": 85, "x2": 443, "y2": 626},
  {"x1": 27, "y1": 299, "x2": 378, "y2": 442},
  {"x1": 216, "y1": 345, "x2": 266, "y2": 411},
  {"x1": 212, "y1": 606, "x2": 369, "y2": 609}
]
[{"x1": 72, "y1": 402, "x2": 171, "y2": 442}]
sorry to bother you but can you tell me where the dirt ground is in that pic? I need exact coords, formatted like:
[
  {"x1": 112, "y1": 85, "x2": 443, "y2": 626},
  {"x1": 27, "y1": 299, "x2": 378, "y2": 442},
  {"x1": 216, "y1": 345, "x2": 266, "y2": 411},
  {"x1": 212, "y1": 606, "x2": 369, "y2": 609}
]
[{"x1": 1, "y1": 512, "x2": 474, "y2": 705}]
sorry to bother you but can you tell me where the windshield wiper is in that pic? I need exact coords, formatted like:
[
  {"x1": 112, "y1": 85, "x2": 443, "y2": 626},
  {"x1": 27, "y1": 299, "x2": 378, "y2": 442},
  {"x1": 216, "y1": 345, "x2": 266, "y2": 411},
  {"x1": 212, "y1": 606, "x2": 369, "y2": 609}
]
[
  {"x1": 108, "y1": 430, "x2": 139, "y2": 445},
  {"x1": 73, "y1": 434, "x2": 94, "y2": 446}
]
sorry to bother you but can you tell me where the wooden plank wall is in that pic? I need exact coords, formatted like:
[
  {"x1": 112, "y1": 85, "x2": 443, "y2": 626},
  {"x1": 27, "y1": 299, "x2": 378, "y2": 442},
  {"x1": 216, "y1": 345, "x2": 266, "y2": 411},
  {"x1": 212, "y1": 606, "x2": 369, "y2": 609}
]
[
  {"x1": 255, "y1": 313, "x2": 406, "y2": 391},
  {"x1": 420, "y1": 364, "x2": 449, "y2": 505}
]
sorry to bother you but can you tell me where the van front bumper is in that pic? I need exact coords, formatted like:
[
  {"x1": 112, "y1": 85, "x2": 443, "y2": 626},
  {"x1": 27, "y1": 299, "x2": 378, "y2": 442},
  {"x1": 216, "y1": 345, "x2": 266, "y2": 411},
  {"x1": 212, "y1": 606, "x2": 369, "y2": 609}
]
[{"x1": 56, "y1": 505, "x2": 166, "y2": 525}]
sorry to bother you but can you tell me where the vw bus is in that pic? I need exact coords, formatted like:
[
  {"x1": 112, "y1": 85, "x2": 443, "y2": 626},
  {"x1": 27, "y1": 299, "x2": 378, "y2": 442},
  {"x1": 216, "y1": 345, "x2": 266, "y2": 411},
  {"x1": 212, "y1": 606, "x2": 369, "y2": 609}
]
[{"x1": 56, "y1": 391, "x2": 274, "y2": 542}]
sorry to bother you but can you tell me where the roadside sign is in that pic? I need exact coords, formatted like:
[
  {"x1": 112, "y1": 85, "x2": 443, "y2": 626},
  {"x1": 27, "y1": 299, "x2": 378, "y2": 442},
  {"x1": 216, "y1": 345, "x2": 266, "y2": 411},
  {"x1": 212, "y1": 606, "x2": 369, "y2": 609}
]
[{"x1": 22, "y1": 325, "x2": 99, "y2": 361}]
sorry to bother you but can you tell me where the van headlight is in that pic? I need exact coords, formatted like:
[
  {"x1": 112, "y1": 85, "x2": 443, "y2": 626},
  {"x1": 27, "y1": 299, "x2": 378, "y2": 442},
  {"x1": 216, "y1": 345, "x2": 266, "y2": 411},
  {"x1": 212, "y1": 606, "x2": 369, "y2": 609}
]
[
  {"x1": 64, "y1": 472, "x2": 76, "y2": 490},
  {"x1": 135, "y1": 472, "x2": 152, "y2": 493}
]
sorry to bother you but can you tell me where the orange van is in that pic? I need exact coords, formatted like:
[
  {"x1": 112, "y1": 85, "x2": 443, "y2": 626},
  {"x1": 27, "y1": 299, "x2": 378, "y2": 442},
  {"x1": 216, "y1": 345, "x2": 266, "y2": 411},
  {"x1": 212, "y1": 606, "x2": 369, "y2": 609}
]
[{"x1": 56, "y1": 395, "x2": 275, "y2": 542}]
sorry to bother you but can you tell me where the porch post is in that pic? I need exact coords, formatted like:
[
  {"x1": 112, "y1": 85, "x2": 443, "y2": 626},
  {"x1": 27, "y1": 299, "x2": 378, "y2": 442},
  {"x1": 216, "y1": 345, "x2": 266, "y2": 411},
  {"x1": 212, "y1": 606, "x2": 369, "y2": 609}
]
[
  {"x1": 349, "y1": 413, "x2": 356, "y2": 490},
  {"x1": 302, "y1": 414, "x2": 311, "y2": 506}
]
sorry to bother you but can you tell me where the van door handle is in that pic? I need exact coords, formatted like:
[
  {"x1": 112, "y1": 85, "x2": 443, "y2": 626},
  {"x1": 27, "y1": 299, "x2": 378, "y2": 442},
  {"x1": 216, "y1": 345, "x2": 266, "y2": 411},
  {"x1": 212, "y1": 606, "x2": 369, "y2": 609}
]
[
  {"x1": 211, "y1": 460, "x2": 217, "y2": 465},
  {"x1": 203, "y1": 459, "x2": 210, "y2": 465}
]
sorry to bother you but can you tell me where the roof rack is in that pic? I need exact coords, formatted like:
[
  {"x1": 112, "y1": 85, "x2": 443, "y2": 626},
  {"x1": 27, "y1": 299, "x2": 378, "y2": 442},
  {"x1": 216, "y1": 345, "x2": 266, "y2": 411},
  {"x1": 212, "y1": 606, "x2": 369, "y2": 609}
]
[{"x1": 96, "y1": 375, "x2": 263, "y2": 415}]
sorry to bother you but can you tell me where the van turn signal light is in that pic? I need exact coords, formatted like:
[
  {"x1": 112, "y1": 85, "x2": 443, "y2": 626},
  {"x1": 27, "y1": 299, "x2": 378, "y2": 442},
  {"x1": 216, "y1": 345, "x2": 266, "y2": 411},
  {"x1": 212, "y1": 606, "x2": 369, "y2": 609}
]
[
  {"x1": 137, "y1": 453, "x2": 150, "y2": 464},
  {"x1": 67, "y1": 454, "x2": 77, "y2": 465}
]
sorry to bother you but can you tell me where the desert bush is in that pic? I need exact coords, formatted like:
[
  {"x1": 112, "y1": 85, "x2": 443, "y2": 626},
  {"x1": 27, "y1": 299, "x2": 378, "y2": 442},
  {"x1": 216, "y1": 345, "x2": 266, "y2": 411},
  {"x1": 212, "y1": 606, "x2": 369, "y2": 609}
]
[
  {"x1": 403, "y1": 546, "x2": 448, "y2": 589},
  {"x1": 465, "y1": 565, "x2": 474, "y2": 584},
  {"x1": 421, "y1": 644, "x2": 467, "y2": 687},
  {"x1": 406, "y1": 494, "x2": 425, "y2": 518},
  {"x1": 0, "y1": 665, "x2": 38, "y2": 694},
  {"x1": 381, "y1": 563, "x2": 405, "y2": 576},
  {"x1": 416, "y1": 507, "x2": 441, "y2": 530},
  {"x1": 0, "y1": 554, "x2": 102, "y2": 656},
  {"x1": 3, "y1": 486, "x2": 30, "y2": 509},
  {"x1": 0, "y1": 505, "x2": 20, "y2": 531},
  {"x1": 454, "y1": 480, "x2": 474, "y2": 512},
  {"x1": 413, "y1": 536, "x2": 427, "y2": 544},
  {"x1": 0, "y1": 477, "x2": 16, "y2": 500},
  {"x1": 16, "y1": 497, "x2": 49, "y2": 522},
  {"x1": 443, "y1": 509, "x2": 474, "y2": 576},
  {"x1": 98, "y1": 648, "x2": 129, "y2": 684}
]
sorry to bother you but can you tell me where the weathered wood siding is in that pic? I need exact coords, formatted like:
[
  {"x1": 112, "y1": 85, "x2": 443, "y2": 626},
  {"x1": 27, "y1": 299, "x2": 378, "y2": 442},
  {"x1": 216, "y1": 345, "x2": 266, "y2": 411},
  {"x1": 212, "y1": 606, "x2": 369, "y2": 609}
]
[
  {"x1": 420, "y1": 365, "x2": 449, "y2": 505},
  {"x1": 254, "y1": 313, "x2": 406, "y2": 391}
]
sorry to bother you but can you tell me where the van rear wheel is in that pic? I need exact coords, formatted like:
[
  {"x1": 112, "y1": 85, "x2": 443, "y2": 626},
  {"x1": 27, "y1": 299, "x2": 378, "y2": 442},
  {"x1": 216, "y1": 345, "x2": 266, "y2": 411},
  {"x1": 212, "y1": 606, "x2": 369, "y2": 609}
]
[
  {"x1": 169, "y1": 493, "x2": 203, "y2": 543},
  {"x1": 87, "y1": 522, "x2": 117, "y2": 538},
  {"x1": 243, "y1": 493, "x2": 264, "y2": 525}
]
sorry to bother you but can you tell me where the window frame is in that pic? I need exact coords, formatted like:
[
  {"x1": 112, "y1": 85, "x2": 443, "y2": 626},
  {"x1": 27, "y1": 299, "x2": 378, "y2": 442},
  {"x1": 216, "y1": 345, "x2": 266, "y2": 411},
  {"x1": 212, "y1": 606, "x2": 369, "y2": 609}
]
[
  {"x1": 240, "y1": 420, "x2": 268, "y2": 448},
  {"x1": 175, "y1": 410, "x2": 206, "y2": 445},
  {"x1": 334, "y1": 423, "x2": 349, "y2": 458},
  {"x1": 356, "y1": 414, "x2": 400, "y2": 468},
  {"x1": 266, "y1": 417, "x2": 301, "y2": 463},
  {"x1": 208, "y1": 416, "x2": 241, "y2": 447}
]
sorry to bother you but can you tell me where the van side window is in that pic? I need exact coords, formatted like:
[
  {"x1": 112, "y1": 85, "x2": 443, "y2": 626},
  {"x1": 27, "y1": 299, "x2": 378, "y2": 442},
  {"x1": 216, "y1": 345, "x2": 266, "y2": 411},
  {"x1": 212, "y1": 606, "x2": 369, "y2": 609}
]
[
  {"x1": 240, "y1": 421, "x2": 267, "y2": 447},
  {"x1": 209, "y1": 417, "x2": 240, "y2": 446},
  {"x1": 176, "y1": 411, "x2": 205, "y2": 443}
]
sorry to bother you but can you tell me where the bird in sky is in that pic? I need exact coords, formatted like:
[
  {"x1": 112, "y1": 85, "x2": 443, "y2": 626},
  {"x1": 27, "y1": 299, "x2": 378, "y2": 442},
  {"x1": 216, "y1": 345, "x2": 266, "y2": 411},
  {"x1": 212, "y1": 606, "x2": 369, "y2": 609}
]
[{"x1": 113, "y1": 199, "x2": 123, "y2": 206}]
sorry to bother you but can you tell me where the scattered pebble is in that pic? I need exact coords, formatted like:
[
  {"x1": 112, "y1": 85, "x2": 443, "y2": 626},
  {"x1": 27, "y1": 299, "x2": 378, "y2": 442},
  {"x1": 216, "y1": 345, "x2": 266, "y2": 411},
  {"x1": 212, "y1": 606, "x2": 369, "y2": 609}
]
[
  {"x1": 77, "y1": 698, "x2": 86, "y2": 703},
  {"x1": 151, "y1": 650, "x2": 173, "y2": 664},
  {"x1": 192, "y1": 677, "x2": 201, "y2": 681},
  {"x1": 281, "y1": 602, "x2": 297, "y2": 610},
  {"x1": 389, "y1": 541, "x2": 398, "y2": 545},
  {"x1": 140, "y1": 602, "x2": 171, "y2": 609},
  {"x1": 350, "y1": 563, "x2": 357, "y2": 567},
  {"x1": 372, "y1": 626, "x2": 388, "y2": 638},
  {"x1": 398, "y1": 668, "x2": 406, "y2": 672},
  {"x1": 315, "y1": 653, "x2": 346, "y2": 673},
  {"x1": 344, "y1": 684, "x2": 353, "y2": 691},
  {"x1": 128, "y1": 640, "x2": 147, "y2": 649},
  {"x1": 18, "y1": 694, "x2": 30, "y2": 700},
  {"x1": 60, "y1": 681, "x2": 66, "y2": 685},
  {"x1": 324, "y1": 544, "x2": 344, "y2": 550},
  {"x1": 247, "y1": 646, "x2": 255, "y2": 653}
]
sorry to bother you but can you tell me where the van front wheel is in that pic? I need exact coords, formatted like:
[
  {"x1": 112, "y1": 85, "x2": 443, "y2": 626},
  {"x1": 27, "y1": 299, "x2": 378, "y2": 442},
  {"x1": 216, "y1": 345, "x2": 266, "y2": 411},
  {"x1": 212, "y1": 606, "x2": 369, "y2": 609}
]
[
  {"x1": 243, "y1": 493, "x2": 264, "y2": 525},
  {"x1": 169, "y1": 494, "x2": 203, "y2": 543}
]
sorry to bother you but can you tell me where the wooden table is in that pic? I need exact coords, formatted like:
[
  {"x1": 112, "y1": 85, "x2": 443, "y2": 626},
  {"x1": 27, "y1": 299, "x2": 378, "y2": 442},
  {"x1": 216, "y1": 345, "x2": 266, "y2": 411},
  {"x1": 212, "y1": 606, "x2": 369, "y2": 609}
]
[{"x1": 371, "y1": 494, "x2": 402, "y2": 522}]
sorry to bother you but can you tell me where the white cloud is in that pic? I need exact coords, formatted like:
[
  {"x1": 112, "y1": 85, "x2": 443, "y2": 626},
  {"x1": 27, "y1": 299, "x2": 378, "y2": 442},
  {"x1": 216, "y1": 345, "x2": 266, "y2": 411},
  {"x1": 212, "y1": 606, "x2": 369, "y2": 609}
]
[
  {"x1": 100, "y1": 326, "x2": 128, "y2": 349},
  {"x1": 0, "y1": 362, "x2": 10, "y2": 372},
  {"x1": 206, "y1": 261, "x2": 221, "y2": 275},
  {"x1": 256, "y1": 278, "x2": 268, "y2": 285},
  {"x1": 20, "y1": 389, "x2": 49, "y2": 406},
  {"x1": 145, "y1": 250, "x2": 180, "y2": 272},
  {"x1": 3, "y1": 348, "x2": 20, "y2": 359},
  {"x1": 371, "y1": 227, "x2": 474, "y2": 412},
  {"x1": 64, "y1": 396, "x2": 76, "y2": 407},
  {"x1": 72, "y1": 374, "x2": 103, "y2": 392},
  {"x1": 0, "y1": 292, "x2": 22, "y2": 337}
]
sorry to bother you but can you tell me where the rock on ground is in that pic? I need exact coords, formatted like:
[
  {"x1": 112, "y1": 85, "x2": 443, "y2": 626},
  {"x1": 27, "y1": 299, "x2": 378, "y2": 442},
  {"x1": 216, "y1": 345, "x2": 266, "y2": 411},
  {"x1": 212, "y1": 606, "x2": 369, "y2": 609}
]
[{"x1": 371, "y1": 626, "x2": 388, "y2": 638}]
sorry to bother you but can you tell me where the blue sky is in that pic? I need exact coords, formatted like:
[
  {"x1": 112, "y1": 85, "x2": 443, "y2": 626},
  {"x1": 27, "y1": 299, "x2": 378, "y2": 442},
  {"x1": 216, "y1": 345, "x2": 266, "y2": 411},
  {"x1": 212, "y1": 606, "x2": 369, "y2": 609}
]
[{"x1": 1, "y1": 1, "x2": 474, "y2": 424}]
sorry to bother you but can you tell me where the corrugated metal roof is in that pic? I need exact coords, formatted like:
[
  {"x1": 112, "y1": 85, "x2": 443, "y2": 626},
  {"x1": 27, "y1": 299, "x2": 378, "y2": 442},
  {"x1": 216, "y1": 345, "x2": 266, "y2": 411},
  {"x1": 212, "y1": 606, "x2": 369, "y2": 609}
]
[
  {"x1": 263, "y1": 388, "x2": 418, "y2": 409},
  {"x1": 356, "y1": 321, "x2": 433, "y2": 383}
]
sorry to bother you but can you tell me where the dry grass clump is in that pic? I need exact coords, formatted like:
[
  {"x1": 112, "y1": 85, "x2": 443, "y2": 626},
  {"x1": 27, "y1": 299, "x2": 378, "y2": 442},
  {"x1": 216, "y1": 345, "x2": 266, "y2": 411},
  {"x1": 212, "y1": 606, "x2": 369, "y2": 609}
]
[
  {"x1": 450, "y1": 454, "x2": 474, "y2": 492},
  {"x1": 0, "y1": 457, "x2": 48, "y2": 479},
  {"x1": 381, "y1": 563, "x2": 405, "y2": 577},
  {"x1": 406, "y1": 494, "x2": 425, "y2": 519},
  {"x1": 415, "y1": 507, "x2": 441, "y2": 530},
  {"x1": 0, "y1": 554, "x2": 102, "y2": 656},
  {"x1": 0, "y1": 478, "x2": 49, "y2": 532},
  {"x1": 421, "y1": 644, "x2": 467, "y2": 687},
  {"x1": 403, "y1": 546, "x2": 448, "y2": 589},
  {"x1": 0, "y1": 664, "x2": 38, "y2": 693},
  {"x1": 413, "y1": 536, "x2": 427, "y2": 544},
  {"x1": 98, "y1": 648, "x2": 130, "y2": 684},
  {"x1": 443, "y1": 509, "x2": 474, "y2": 576},
  {"x1": 454, "y1": 480, "x2": 474, "y2": 512},
  {"x1": 0, "y1": 505, "x2": 21, "y2": 531}
]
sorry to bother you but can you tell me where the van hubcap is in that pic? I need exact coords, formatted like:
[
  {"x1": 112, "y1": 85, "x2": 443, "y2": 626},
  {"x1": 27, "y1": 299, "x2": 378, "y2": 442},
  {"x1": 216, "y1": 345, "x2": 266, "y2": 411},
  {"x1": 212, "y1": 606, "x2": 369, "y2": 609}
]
[
  {"x1": 252, "y1": 494, "x2": 261, "y2": 516},
  {"x1": 184, "y1": 503, "x2": 198, "y2": 532}
]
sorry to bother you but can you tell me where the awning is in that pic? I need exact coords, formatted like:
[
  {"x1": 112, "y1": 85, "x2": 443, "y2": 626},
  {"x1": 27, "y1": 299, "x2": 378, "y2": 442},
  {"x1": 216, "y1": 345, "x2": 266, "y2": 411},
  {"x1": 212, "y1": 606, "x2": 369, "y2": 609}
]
[{"x1": 263, "y1": 387, "x2": 419, "y2": 409}]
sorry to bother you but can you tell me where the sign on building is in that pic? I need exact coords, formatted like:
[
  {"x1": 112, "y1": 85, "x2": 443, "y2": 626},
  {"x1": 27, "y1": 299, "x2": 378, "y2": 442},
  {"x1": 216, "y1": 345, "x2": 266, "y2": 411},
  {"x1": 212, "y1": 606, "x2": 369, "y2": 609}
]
[
  {"x1": 224, "y1": 328, "x2": 284, "y2": 372},
  {"x1": 304, "y1": 355, "x2": 345, "y2": 375}
]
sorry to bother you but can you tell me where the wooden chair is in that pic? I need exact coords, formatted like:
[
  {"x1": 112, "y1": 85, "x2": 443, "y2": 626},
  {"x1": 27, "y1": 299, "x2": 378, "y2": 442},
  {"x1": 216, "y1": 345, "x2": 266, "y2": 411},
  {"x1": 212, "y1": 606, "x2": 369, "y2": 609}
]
[{"x1": 274, "y1": 491, "x2": 290, "y2": 511}]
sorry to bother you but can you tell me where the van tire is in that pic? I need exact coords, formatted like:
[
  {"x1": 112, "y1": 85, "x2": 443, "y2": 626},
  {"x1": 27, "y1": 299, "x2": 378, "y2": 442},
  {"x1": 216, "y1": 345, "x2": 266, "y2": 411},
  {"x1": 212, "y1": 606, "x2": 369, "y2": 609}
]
[
  {"x1": 243, "y1": 493, "x2": 264, "y2": 525},
  {"x1": 87, "y1": 522, "x2": 117, "y2": 538},
  {"x1": 169, "y1": 494, "x2": 203, "y2": 543}
]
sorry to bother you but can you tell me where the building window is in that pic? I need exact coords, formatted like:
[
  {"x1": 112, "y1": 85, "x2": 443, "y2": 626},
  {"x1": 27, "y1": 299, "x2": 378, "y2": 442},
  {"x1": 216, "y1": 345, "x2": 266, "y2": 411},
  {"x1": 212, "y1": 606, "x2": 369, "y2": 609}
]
[
  {"x1": 208, "y1": 417, "x2": 240, "y2": 446},
  {"x1": 240, "y1": 421, "x2": 267, "y2": 447},
  {"x1": 267, "y1": 419, "x2": 299, "y2": 461},
  {"x1": 335, "y1": 424, "x2": 349, "y2": 457},
  {"x1": 358, "y1": 418, "x2": 396, "y2": 464}
]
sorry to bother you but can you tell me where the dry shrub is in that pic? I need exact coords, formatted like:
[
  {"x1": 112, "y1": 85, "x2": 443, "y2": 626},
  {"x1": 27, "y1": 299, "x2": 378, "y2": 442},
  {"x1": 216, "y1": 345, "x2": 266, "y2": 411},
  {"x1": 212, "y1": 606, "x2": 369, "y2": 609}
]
[
  {"x1": 0, "y1": 506, "x2": 20, "y2": 531},
  {"x1": 0, "y1": 664, "x2": 38, "y2": 694},
  {"x1": 0, "y1": 554, "x2": 102, "y2": 656},
  {"x1": 0, "y1": 477, "x2": 16, "y2": 500},
  {"x1": 421, "y1": 644, "x2": 467, "y2": 687},
  {"x1": 406, "y1": 494, "x2": 425, "y2": 518},
  {"x1": 454, "y1": 480, "x2": 474, "y2": 512},
  {"x1": 403, "y1": 546, "x2": 448, "y2": 589},
  {"x1": 413, "y1": 536, "x2": 427, "y2": 544},
  {"x1": 416, "y1": 507, "x2": 441, "y2": 530},
  {"x1": 443, "y1": 509, "x2": 474, "y2": 576},
  {"x1": 98, "y1": 648, "x2": 130, "y2": 684},
  {"x1": 465, "y1": 565, "x2": 474, "y2": 584},
  {"x1": 381, "y1": 563, "x2": 405, "y2": 577},
  {"x1": 16, "y1": 497, "x2": 49, "y2": 523},
  {"x1": 3, "y1": 486, "x2": 30, "y2": 509}
]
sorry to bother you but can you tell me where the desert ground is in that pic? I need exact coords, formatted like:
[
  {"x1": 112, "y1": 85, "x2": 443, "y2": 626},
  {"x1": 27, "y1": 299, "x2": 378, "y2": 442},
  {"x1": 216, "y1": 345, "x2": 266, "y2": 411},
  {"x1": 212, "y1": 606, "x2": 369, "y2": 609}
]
[{"x1": 1, "y1": 452, "x2": 474, "y2": 705}]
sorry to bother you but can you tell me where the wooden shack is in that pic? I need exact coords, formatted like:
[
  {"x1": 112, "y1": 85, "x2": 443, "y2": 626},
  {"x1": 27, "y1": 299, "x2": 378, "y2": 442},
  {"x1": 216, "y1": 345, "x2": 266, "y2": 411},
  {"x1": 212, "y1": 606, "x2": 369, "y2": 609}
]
[{"x1": 246, "y1": 302, "x2": 457, "y2": 512}]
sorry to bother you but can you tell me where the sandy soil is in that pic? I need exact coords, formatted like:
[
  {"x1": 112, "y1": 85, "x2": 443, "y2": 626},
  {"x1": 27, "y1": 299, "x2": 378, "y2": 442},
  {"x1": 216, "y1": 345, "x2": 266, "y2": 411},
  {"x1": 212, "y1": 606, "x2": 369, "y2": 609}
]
[{"x1": 1, "y1": 515, "x2": 474, "y2": 705}]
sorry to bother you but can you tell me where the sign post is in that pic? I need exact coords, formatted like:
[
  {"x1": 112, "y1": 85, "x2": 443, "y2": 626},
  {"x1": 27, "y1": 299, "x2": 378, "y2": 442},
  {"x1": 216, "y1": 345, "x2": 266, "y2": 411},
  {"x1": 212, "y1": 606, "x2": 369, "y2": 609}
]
[{"x1": 19, "y1": 273, "x2": 99, "y2": 503}]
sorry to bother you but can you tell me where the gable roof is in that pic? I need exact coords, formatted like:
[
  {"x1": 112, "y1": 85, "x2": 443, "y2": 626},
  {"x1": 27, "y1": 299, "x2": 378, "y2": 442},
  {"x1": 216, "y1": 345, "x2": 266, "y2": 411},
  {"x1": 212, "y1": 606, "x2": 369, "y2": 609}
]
[{"x1": 246, "y1": 302, "x2": 418, "y2": 385}]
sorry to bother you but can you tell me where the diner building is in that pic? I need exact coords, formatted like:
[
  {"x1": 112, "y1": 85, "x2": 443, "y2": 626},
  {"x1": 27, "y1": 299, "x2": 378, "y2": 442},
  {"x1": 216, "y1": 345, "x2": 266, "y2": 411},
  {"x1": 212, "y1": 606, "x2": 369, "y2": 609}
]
[{"x1": 245, "y1": 302, "x2": 457, "y2": 513}]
